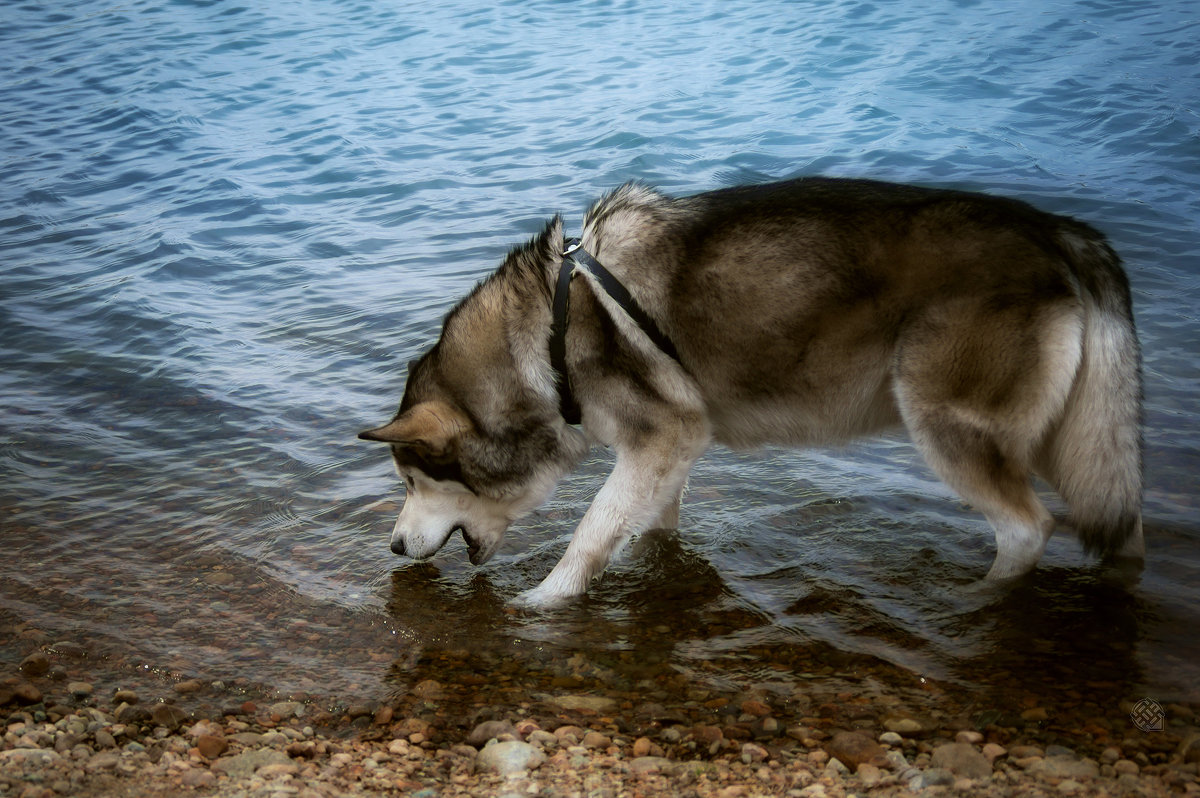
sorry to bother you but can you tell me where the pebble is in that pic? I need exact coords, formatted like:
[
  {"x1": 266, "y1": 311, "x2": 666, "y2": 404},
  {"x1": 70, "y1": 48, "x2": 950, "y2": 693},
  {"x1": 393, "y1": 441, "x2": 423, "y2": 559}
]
[
  {"x1": 468, "y1": 719, "x2": 517, "y2": 746},
  {"x1": 475, "y1": 740, "x2": 546, "y2": 775},
  {"x1": 19, "y1": 653, "x2": 51, "y2": 677},
  {"x1": 825, "y1": 730, "x2": 886, "y2": 769},
  {"x1": 67, "y1": 681, "x2": 93, "y2": 699},
  {"x1": 931, "y1": 742, "x2": 992, "y2": 779},
  {"x1": 878, "y1": 731, "x2": 903, "y2": 746}
]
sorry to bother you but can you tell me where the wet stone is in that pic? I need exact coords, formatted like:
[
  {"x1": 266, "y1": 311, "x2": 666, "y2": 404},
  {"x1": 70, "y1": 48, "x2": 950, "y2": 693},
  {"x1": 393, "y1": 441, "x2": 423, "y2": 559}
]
[
  {"x1": 931, "y1": 742, "x2": 992, "y2": 779},
  {"x1": 826, "y1": 731, "x2": 886, "y2": 770},
  {"x1": 468, "y1": 719, "x2": 518, "y2": 747},
  {"x1": 19, "y1": 652, "x2": 50, "y2": 677},
  {"x1": 476, "y1": 740, "x2": 546, "y2": 775}
]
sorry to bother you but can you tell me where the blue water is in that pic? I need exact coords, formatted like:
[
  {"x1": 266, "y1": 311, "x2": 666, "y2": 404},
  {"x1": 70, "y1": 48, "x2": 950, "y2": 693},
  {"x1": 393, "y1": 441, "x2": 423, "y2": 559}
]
[{"x1": 2, "y1": 0, "x2": 1198, "y2": 709}]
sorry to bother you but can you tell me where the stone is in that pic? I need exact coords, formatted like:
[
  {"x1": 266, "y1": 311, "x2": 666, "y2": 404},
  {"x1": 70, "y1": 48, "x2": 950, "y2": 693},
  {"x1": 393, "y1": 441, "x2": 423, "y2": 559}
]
[
  {"x1": 1114, "y1": 759, "x2": 1139, "y2": 775},
  {"x1": 826, "y1": 731, "x2": 886, "y2": 770},
  {"x1": 955, "y1": 730, "x2": 984, "y2": 744},
  {"x1": 581, "y1": 731, "x2": 611, "y2": 749},
  {"x1": 630, "y1": 756, "x2": 675, "y2": 775},
  {"x1": 931, "y1": 742, "x2": 992, "y2": 779},
  {"x1": 881, "y1": 713, "x2": 928, "y2": 734},
  {"x1": 85, "y1": 752, "x2": 121, "y2": 771},
  {"x1": 632, "y1": 737, "x2": 663, "y2": 757},
  {"x1": 856, "y1": 762, "x2": 883, "y2": 786},
  {"x1": 94, "y1": 729, "x2": 117, "y2": 749},
  {"x1": 213, "y1": 748, "x2": 293, "y2": 778},
  {"x1": 410, "y1": 679, "x2": 443, "y2": 698},
  {"x1": 0, "y1": 749, "x2": 60, "y2": 766},
  {"x1": 48, "y1": 641, "x2": 87, "y2": 658},
  {"x1": 1021, "y1": 707, "x2": 1049, "y2": 722},
  {"x1": 151, "y1": 703, "x2": 189, "y2": 730},
  {"x1": 982, "y1": 742, "x2": 1007, "y2": 762},
  {"x1": 268, "y1": 700, "x2": 304, "y2": 718},
  {"x1": 68, "y1": 682, "x2": 93, "y2": 699},
  {"x1": 195, "y1": 734, "x2": 228, "y2": 759},
  {"x1": 173, "y1": 679, "x2": 203, "y2": 694},
  {"x1": 548, "y1": 694, "x2": 618, "y2": 714},
  {"x1": 112, "y1": 689, "x2": 139, "y2": 705},
  {"x1": 1027, "y1": 755, "x2": 1100, "y2": 780},
  {"x1": 19, "y1": 653, "x2": 50, "y2": 677},
  {"x1": 468, "y1": 719, "x2": 518, "y2": 747},
  {"x1": 878, "y1": 731, "x2": 903, "y2": 746},
  {"x1": 475, "y1": 740, "x2": 546, "y2": 775},
  {"x1": 740, "y1": 699, "x2": 771, "y2": 717},
  {"x1": 742, "y1": 742, "x2": 769, "y2": 763},
  {"x1": 13, "y1": 681, "x2": 43, "y2": 704}
]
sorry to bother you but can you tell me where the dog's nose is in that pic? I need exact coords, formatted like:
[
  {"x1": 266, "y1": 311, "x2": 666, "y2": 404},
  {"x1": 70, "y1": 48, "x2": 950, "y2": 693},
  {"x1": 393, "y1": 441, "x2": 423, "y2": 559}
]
[{"x1": 390, "y1": 538, "x2": 406, "y2": 556}]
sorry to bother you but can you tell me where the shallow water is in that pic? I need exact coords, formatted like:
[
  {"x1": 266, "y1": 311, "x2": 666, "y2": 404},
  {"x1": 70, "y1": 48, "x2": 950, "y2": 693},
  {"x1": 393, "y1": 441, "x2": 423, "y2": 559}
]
[{"x1": 2, "y1": 0, "x2": 1198, "y2": 715}]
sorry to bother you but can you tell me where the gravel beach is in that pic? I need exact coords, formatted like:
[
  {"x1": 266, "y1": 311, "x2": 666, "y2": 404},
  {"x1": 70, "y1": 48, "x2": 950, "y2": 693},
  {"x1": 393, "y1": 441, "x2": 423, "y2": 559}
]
[{"x1": 3, "y1": 621, "x2": 1198, "y2": 798}]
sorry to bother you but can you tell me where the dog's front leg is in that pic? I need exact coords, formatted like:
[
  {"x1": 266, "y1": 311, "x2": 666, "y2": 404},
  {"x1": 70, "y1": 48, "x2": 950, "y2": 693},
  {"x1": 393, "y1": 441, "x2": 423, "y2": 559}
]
[{"x1": 516, "y1": 436, "x2": 703, "y2": 608}]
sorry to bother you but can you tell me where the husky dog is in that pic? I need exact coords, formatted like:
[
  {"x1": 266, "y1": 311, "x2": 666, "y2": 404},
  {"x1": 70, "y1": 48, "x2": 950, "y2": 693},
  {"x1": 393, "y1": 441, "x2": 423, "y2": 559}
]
[{"x1": 359, "y1": 177, "x2": 1143, "y2": 607}]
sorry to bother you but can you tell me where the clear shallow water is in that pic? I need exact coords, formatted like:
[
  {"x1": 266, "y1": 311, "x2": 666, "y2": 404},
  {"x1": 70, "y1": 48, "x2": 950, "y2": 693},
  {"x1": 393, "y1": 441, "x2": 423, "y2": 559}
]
[{"x1": 2, "y1": 0, "x2": 1198, "y2": 712}]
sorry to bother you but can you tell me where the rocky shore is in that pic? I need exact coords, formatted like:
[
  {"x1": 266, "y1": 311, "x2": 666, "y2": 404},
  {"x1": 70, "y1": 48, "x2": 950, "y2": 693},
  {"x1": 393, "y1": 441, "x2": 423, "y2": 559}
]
[{"x1": 4, "y1": 636, "x2": 1199, "y2": 798}]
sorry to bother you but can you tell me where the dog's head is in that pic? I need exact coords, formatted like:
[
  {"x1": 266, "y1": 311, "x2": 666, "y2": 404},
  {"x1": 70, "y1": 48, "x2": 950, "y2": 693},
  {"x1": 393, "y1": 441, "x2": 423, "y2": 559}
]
[
  {"x1": 360, "y1": 220, "x2": 586, "y2": 565},
  {"x1": 359, "y1": 398, "x2": 575, "y2": 566}
]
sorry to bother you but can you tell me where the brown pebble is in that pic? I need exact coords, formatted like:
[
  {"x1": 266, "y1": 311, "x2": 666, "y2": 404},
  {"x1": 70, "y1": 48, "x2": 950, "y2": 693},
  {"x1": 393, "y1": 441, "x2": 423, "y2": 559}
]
[
  {"x1": 826, "y1": 730, "x2": 887, "y2": 770},
  {"x1": 196, "y1": 735, "x2": 228, "y2": 759},
  {"x1": 19, "y1": 653, "x2": 50, "y2": 677},
  {"x1": 112, "y1": 689, "x2": 139, "y2": 705},
  {"x1": 740, "y1": 699, "x2": 771, "y2": 717},
  {"x1": 151, "y1": 703, "x2": 190, "y2": 730},
  {"x1": 691, "y1": 725, "x2": 724, "y2": 745},
  {"x1": 373, "y1": 705, "x2": 394, "y2": 725},
  {"x1": 173, "y1": 679, "x2": 203, "y2": 695},
  {"x1": 13, "y1": 681, "x2": 43, "y2": 705}
]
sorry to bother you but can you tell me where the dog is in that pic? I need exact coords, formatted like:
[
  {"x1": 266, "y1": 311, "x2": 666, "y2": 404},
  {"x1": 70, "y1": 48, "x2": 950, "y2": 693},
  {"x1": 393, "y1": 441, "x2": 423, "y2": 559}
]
[{"x1": 359, "y1": 176, "x2": 1144, "y2": 607}]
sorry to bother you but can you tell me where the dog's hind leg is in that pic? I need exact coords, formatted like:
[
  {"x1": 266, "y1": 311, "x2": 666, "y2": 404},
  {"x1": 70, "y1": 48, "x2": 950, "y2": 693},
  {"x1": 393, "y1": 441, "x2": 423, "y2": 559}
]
[
  {"x1": 893, "y1": 299, "x2": 1078, "y2": 580},
  {"x1": 901, "y1": 407, "x2": 1056, "y2": 579}
]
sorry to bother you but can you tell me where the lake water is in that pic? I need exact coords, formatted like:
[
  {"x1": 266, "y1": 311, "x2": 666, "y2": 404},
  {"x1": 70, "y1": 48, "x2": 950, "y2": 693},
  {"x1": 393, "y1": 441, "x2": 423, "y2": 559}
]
[{"x1": 2, "y1": 0, "x2": 1198, "y2": 719}]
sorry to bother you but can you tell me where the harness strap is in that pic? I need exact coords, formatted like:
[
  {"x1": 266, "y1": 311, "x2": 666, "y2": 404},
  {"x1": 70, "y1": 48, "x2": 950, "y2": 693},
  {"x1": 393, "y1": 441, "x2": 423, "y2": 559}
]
[{"x1": 549, "y1": 237, "x2": 682, "y2": 425}]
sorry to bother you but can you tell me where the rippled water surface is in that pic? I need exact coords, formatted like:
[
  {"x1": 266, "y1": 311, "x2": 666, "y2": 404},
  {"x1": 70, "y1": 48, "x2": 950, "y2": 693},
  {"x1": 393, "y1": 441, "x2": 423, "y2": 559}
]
[{"x1": 2, "y1": 0, "x2": 1198, "y2": 712}]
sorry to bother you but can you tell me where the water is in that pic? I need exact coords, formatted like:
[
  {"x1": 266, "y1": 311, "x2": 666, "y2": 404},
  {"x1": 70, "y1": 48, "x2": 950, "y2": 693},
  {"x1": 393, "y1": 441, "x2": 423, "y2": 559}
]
[{"x1": 2, "y1": 0, "x2": 1198, "y2": 717}]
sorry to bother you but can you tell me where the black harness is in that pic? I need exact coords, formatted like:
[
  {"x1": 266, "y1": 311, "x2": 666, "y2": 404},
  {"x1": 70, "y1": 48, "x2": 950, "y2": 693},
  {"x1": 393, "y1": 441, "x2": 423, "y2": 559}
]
[{"x1": 548, "y1": 238, "x2": 681, "y2": 425}]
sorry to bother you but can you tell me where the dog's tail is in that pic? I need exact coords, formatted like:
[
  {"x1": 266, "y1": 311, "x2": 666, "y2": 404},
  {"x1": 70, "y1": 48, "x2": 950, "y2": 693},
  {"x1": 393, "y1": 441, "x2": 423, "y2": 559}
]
[{"x1": 1043, "y1": 226, "x2": 1144, "y2": 558}]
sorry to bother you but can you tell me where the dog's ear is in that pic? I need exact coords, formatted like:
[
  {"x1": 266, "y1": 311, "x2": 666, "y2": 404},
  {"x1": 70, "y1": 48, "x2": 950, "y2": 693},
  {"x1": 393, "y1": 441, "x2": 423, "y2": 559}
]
[{"x1": 357, "y1": 401, "x2": 471, "y2": 459}]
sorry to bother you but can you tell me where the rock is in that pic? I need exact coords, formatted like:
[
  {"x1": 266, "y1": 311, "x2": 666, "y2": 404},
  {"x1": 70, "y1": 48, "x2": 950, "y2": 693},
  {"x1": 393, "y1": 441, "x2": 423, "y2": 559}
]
[
  {"x1": 68, "y1": 682, "x2": 93, "y2": 699},
  {"x1": 630, "y1": 756, "x2": 675, "y2": 775},
  {"x1": 151, "y1": 703, "x2": 189, "y2": 730},
  {"x1": 878, "y1": 731, "x2": 903, "y2": 746},
  {"x1": 410, "y1": 679, "x2": 443, "y2": 698},
  {"x1": 86, "y1": 752, "x2": 121, "y2": 772},
  {"x1": 269, "y1": 700, "x2": 304, "y2": 718},
  {"x1": 581, "y1": 731, "x2": 611, "y2": 749},
  {"x1": 856, "y1": 762, "x2": 883, "y2": 786},
  {"x1": 19, "y1": 652, "x2": 50, "y2": 677},
  {"x1": 0, "y1": 749, "x2": 60, "y2": 766},
  {"x1": 740, "y1": 699, "x2": 771, "y2": 717},
  {"x1": 632, "y1": 737, "x2": 663, "y2": 757},
  {"x1": 548, "y1": 694, "x2": 618, "y2": 714},
  {"x1": 467, "y1": 719, "x2": 518, "y2": 747},
  {"x1": 955, "y1": 730, "x2": 984, "y2": 744},
  {"x1": 180, "y1": 769, "x2": 216, "y2": 788},
  {"x1": 982, "y1": 743, "x2": 1007, "y2": 762},
  {"x1": 742, "y1": 742, "x2": 769, "y2": 763},
  {"x1": 195, "y1": 735, "x2": 228, "y2": 759},
  {"x1": 13, "y1": 681, "x2": 43, "y2": 704},
  {"x1": 1027, "y1": 755, "x2": 1100, "y2": 780},
  {"x1": 213, "y1": 748, "x2": 293, "y2": 778},
  {"x1": 881, "y1": 712, "x2": 928, "y2": 734},
  {"x1": 112, "y1": 689, "x2": 139, "y2": 705},
  {"x1": 48, "y1": 641, "x2": 87, "y2": 658},
  {"x1": 826, "y1": 731, "x2": 886, "y2": 770},
  {"x1": 374, "y1": 705, "x2": 394, "y2": 725},
  {"x1": 185, "y1": 719, "x2": 223, "y2": 739},
  {"x1": 1009, "y1": 745, "x2": 1044, "y2": 759},
  {"x1": 931, "y1": 742, "x2": 993, "y2": 779},
  {"x1": 1114, "y1": 759, "x2": 1139, "y2": 775},
  {"x1": 1021, "y1": 707, "x2": 1049, "y2": 722},
  {"x1": 94, "y1": 729, "x2": 117, "y2": 749},
  {"x1": 173, "y1": 679, "x2": 203, "y2": 695},
  {"x1": 475, "y1": 740, "x2": 546, "y2": 775},
  {"x1": 257, "y1": 762, "x2": 300, "y2": 778}
]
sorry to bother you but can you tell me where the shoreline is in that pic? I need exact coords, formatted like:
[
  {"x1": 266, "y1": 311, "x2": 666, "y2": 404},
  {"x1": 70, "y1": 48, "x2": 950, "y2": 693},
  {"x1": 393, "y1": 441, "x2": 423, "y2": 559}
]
[{"x1": 4, "y1": 623, "x2": 1198, "y2": 797}]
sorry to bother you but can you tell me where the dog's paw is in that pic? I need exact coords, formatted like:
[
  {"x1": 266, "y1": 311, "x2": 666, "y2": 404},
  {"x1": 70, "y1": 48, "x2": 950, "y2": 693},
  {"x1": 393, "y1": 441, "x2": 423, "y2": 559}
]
[{"x1": 511, "y1": 584, "x2": 575, "y2": 610}]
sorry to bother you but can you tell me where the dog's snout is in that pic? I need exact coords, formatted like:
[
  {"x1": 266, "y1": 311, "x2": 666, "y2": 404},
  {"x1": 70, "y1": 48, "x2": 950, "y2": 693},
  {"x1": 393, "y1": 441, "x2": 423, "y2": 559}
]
[{"x1": 390, "y1": 538, "x2": 406, "y2": 556}]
